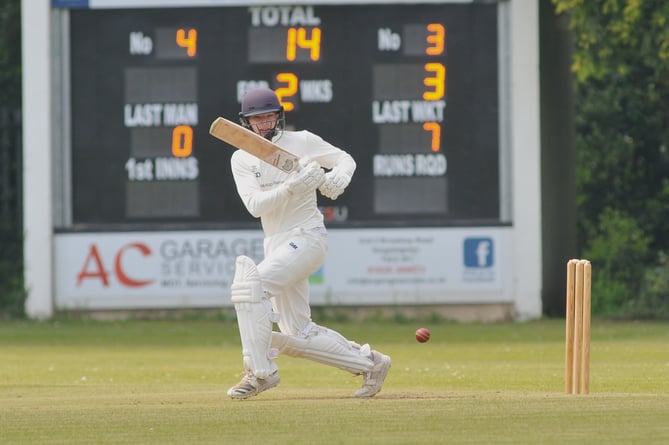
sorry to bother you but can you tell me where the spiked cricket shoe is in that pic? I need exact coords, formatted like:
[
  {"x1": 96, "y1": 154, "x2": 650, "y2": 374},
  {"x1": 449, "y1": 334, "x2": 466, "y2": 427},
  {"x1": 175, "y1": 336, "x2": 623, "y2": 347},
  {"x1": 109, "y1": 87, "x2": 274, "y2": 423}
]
[
  {"x1": 354, "y1": 351, "x2": 391, "y2": 398},
  {"x1": 227, "y1": 371, "x2": 280, "y2": 399}
]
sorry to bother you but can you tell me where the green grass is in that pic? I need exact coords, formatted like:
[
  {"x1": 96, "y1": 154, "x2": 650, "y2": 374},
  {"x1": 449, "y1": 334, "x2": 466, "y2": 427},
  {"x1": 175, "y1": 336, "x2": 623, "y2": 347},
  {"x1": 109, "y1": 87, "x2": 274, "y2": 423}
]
[{"x1": 1, "y1": 318, "x2": 668, "y2": 444}]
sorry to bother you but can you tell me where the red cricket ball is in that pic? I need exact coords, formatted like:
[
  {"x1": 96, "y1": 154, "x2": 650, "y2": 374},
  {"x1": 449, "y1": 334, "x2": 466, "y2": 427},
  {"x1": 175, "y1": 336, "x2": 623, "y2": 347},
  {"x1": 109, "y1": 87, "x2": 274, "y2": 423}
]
[{"x1": 415, "y1": 327, "x2": 431, "y2": 343}]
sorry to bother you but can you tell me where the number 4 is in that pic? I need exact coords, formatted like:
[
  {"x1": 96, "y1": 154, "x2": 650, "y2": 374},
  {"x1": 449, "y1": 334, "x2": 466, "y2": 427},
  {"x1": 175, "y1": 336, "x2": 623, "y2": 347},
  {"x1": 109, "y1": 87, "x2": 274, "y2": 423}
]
[{"x1": 176, "y1": 28, "x2": 197, "y2": 57}]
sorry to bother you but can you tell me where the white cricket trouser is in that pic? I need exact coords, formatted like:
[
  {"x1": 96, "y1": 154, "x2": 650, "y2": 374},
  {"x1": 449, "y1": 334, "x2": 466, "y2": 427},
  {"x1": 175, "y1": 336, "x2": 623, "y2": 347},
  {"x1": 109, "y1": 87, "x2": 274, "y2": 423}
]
[{"x1": 257, "y1": 227, "x2": 328, "y2": 336}]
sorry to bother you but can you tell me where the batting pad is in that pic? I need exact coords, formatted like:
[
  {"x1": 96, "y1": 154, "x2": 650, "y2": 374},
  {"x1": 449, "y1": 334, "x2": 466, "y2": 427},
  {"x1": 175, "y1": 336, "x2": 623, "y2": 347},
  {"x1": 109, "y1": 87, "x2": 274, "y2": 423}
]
[
  {"x1": 272, "y1": 324, "x2": 374, "y2": 374},
  {"x1": 231, "y1": 255, "x2": 277, "y2": 379}
]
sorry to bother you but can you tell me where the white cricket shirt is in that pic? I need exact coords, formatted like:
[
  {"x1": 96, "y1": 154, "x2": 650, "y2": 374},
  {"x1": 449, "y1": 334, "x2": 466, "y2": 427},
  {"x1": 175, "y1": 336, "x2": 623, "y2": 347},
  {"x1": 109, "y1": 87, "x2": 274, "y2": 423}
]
[{"x1": 230, "y1": 130, "x2": 356, "y2": 237}]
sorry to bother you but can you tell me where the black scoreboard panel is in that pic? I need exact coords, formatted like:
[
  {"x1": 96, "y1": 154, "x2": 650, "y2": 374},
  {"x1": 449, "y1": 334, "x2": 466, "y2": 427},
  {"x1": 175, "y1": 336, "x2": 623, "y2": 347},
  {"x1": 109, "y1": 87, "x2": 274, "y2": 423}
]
[{"x1": 69, "y1": 4, "x2": 499, "y2": 228}]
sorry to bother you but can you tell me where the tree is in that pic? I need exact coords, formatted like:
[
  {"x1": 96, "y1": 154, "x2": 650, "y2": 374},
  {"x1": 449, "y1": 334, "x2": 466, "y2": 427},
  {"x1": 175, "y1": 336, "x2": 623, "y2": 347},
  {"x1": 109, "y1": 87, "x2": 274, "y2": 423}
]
[
  {"x1": 552, "y1": 0, "x2": 669, "y2": 316},
  {"x1": 0, "y1": 0, "x2": 23, "y2": 318}
]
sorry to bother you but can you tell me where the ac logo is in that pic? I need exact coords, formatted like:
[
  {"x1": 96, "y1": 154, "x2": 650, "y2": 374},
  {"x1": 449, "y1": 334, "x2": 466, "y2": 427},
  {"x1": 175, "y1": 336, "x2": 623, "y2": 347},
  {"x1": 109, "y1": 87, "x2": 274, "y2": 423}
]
[{"x1": 77, "y1": 243, "x2": 155, "y2": 287}]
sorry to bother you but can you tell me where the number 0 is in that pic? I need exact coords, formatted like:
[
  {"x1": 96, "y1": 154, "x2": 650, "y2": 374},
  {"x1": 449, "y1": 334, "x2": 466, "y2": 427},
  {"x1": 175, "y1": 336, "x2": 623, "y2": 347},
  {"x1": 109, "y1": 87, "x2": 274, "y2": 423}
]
[{"x1": 172, "y1": 125, "x2": 193, "y2": 157}]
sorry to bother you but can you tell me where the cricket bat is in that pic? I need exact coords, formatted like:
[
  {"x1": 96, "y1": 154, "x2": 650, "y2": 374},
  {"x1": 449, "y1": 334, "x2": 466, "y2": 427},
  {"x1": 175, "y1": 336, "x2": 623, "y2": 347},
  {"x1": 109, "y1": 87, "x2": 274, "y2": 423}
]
[{"x1": 209, "y1": 117, "x2": 300, "y2": 173}]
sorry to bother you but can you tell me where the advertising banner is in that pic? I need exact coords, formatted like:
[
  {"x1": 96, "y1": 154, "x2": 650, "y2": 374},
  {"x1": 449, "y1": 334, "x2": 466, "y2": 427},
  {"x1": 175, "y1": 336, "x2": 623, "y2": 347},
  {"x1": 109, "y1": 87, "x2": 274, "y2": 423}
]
[{"x1": 55, "y1": 227, "x2": 512, "y2": 309}]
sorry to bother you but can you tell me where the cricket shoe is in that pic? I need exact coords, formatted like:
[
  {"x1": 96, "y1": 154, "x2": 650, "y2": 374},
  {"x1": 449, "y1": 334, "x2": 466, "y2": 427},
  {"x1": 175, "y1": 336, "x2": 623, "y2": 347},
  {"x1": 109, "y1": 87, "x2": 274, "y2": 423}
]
[
  {"x1": 227, "y1": 371, "x2": 280, "y2": 399},
  {"x1": 354, "y1": 350, "x2": 391, "y2": 398}
]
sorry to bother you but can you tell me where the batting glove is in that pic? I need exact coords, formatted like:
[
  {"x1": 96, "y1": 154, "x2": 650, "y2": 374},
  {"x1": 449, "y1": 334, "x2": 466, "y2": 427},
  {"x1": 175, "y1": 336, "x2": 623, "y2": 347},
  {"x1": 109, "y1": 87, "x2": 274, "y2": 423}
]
[
  {"x1": 319, "y1": 169, "x2": 351, "y2": 200},
  {"x1": 285, "y1": 161, "x2": 325, "y2": 195}
]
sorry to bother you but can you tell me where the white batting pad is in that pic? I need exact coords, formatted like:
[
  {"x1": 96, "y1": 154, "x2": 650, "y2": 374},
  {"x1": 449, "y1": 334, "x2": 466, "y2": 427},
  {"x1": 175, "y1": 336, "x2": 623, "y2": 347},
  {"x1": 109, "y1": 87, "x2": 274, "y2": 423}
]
[
  {"x1": 231, "y1": 255, "x2": 277, "y2": 378},
  {"x1": 271, "y1": 323, "x2": 374, "y2": 374}
]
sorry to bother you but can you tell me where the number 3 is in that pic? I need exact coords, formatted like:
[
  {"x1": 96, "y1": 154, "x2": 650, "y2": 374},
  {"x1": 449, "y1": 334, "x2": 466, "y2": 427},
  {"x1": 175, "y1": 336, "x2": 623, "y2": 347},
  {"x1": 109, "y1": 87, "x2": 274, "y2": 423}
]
[{"x1": 423, "y1": 63, "x2": 446, "y2": 101}]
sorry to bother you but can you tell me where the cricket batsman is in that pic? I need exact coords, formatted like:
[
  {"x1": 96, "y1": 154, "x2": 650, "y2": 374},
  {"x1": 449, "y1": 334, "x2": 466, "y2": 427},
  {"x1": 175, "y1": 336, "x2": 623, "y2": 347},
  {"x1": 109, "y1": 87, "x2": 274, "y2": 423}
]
[{"x1": 226, "y1": 87, "x2": 391, "y2": 399}]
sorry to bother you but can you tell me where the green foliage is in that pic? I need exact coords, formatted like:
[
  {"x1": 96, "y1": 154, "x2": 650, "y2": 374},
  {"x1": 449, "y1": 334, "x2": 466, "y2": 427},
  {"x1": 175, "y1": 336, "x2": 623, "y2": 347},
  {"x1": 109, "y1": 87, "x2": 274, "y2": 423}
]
[
  {"x1": 635, "y1": 252, "x2": 669, "y2": 318},
  {"x1": 553, "y1": 0, "x2": 669, "y2": 83},
  {"x1": 0, "y1": 0, "x2": 21, "y2": 105},
  {"x1": 583, "y1": 208, "x2": 650, "y2": 315},
  {"x1": 553, "y1": 0, "x2": 669, "y2": 317},
  {"x1": 0, "y1": 152, "x2": 25, "y2": 319},
  {"x1": 0, "y1": 0, "x2": 23, "y2": 318},
  {"x1": 0, "y1": 245, "x2": 25, "y2": 319}
]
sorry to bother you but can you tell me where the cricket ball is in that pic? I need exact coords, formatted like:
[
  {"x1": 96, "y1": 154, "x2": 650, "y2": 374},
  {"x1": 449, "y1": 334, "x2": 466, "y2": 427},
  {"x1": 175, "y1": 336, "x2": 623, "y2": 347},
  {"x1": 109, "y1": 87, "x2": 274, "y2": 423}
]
[{"x1": 415, "y1": 327, "x2": 431, "y2": 343}]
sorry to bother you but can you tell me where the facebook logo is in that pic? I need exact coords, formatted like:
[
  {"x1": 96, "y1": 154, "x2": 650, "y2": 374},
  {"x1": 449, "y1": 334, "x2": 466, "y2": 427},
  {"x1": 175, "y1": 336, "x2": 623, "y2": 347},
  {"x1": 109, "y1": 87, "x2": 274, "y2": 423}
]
[{"x1": 464, "y1": 238, "x2": 494, "y2": 268}]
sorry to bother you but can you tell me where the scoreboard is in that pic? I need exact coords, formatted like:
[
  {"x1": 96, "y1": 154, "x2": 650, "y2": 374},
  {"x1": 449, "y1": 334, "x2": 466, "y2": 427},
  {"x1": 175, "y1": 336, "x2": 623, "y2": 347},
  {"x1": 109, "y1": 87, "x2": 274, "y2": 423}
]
[{"x1": 67, "y1": 3, "x2": 500, "y2": 228}]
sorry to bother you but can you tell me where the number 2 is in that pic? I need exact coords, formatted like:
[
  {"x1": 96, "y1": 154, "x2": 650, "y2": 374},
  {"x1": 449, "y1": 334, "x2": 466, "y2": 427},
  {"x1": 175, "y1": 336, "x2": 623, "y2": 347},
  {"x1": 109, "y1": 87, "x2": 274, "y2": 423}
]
[{"x1": 275, "y1": 72, "x2": 299, "y2": 112}]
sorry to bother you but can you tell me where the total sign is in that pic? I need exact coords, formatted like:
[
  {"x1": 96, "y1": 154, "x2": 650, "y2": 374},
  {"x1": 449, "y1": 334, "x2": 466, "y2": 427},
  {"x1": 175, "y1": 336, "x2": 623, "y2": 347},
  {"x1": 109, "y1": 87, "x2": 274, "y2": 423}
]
[{"x1": 55, "y1": 231, "x2": 264, "y2": 309}]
